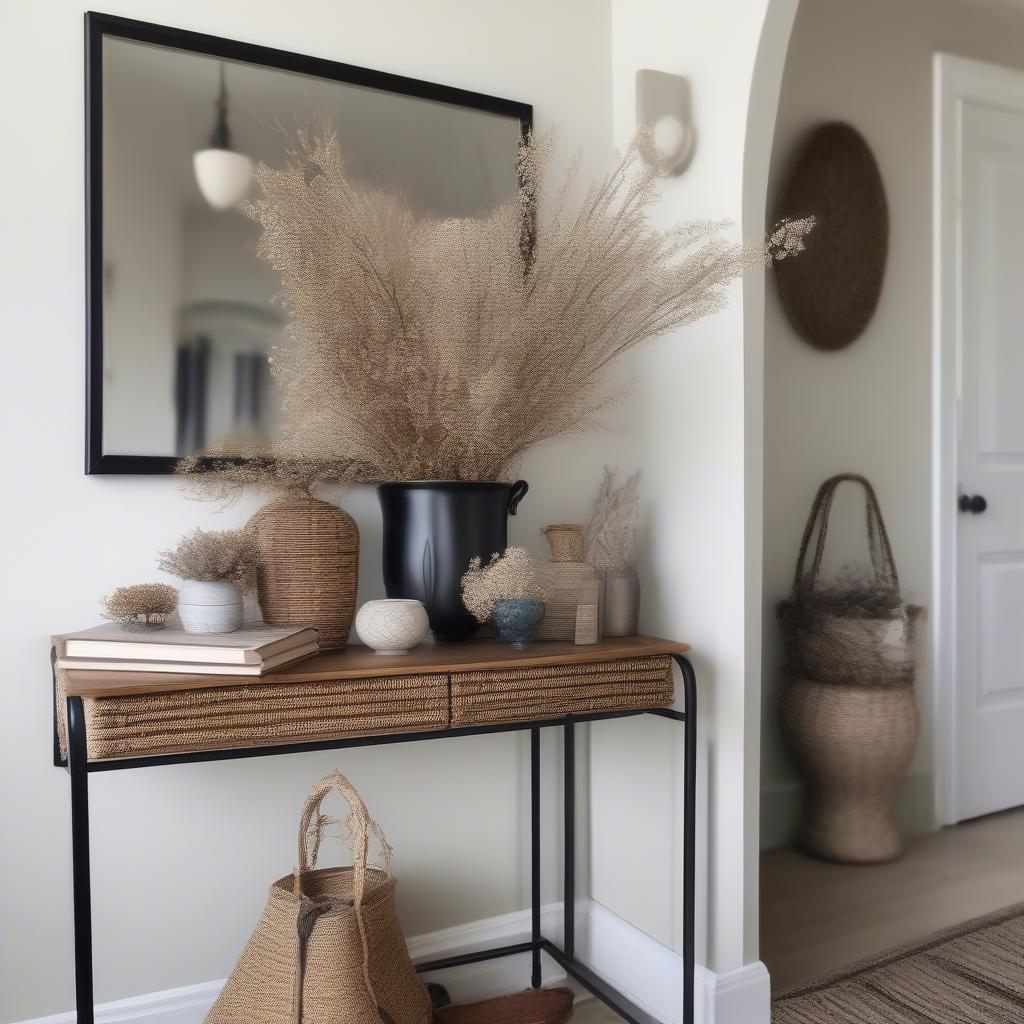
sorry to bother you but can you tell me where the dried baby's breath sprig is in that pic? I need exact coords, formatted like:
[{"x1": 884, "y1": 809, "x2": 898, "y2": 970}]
[
  {"x1": 586, "y1": 467, "x2": 641, "y2": 572},
  {"x1": 158, "y1": 528, "x2": 260, "y2": 590},
  {"x1": 461, "y1": 547, "x2": 547, "y2": 623},
  {"x1": 101, "y1": 583, "x2": 178, "y2": 629},
  {"x1": 242, "y1": 125, "x2": 814, "y2": 482}
]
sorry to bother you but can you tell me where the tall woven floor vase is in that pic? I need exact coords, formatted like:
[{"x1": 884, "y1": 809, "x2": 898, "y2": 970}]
[
  {"x1": 779, "y1": 678, "x2": 918, "y2": 863},
  {"x1": 205, "y1": 772, "x2": 432, "y2": 1024},
  {"x1": 248, "y1": 490, "x2": 359, "y2": 650},
  {"x1": 778, "y1": 474, "x2": 922, "y2": 863}
]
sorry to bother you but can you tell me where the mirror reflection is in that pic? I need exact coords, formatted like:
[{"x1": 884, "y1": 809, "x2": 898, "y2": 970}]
[{"x1": 100, "y1": 35, "x2": 524, "y2": 459}]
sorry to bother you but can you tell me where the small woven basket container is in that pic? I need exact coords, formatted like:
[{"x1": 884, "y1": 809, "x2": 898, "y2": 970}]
[
  {"x1": 542, "y1": 524, "x2": 585, "y2": 563},
  {"x1": 247, "y1": 489, "x2": 358, "y2": 650},
  {"x1": 436, "y1": 987, "x2": 574, "y2": 1024}
]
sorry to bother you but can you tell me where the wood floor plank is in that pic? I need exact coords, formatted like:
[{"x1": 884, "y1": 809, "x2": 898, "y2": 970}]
[{"x1": 761, "y1": 807, "x2": 1024, "y2": 993}]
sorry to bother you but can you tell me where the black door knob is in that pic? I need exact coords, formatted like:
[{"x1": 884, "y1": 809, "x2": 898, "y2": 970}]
[{"x1": 959, "y1": 494, "x2": 988, "y2": 514}]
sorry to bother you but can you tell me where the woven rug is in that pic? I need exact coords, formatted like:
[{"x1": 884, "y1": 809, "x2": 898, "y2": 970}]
[{"x1": 773, "y1": 902, "x2": 1024, "y2": 1023}]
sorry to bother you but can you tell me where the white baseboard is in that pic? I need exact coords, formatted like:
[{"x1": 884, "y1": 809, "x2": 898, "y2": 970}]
[
  {"x1": 760, "y1": 773, "x2": 937, "y2": 851},
  {"x1": 17, "y1": 901, "x2": 769, "y2": 1024}
]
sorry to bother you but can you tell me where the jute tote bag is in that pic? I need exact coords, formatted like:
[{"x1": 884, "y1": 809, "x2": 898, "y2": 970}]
[{"x1": 206, "y1": 772, "x2": 432, "y2": 1024}]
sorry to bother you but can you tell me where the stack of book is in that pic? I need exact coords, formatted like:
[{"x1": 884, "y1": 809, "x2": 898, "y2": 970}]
[{"x1": 53, "y1": 623, "x2": 319, "y2": 676}]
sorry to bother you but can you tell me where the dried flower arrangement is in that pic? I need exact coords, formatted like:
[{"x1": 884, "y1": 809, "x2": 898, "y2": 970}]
[
  {"x1": 175, "y1": 447, "x2": 366, "y2": 505},
  {"x1": 212, "y1": 125, "x2": 813, "y2": 485},
  {"x1": 101, "y1": 583, "x2": 177, "y2": 630},
  {"x1": 461, "y1": 547, "x2": 547, "y2": 623},
  {"x1": 586, "y1": 467, "x2": 641, "y2": 572},
  {"x1": 158, "y1": 528, "x2": 260, "y2": 590}
]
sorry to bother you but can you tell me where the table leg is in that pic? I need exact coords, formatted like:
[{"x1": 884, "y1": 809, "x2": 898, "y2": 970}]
[
  {"x1": 67, "y1": 695, "x2": 95, "y2": 1024},
  {"x1": 530, "y1": 725, "x2": 542, "y2": 988},
  {"x1": 563, "y1": 719, "x2": 575, "y2": 959},
  {"x1": 673, "y1": 655, "x2": 698, "y2": 1024}
]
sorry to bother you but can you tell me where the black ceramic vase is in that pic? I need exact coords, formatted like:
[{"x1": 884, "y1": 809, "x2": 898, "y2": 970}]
[{"x1": 378, "y1": 481, "x2": 529, "y2": 642}]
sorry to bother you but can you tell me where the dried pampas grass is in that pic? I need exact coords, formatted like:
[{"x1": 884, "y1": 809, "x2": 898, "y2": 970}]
[
  {"x1": 233, "y1": 125, "x2": 813, "y2": 483},
  {"x1": 586, "y1": 467, "x2": 641, "y2": 571},
  {"x1": 175, "y1": 445, "x2": 364, "y2": 506}
]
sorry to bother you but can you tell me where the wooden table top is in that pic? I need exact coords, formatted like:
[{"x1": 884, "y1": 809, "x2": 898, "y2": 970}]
[{"x1": 60, "y1": 635, "x2": 691, "y2": 698}]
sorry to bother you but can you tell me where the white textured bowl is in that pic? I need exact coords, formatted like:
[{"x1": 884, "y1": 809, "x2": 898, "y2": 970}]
[
  {"x1": 355, "y1": 599, "x2": 429, "y2": 655},
  {"x1": 177, "y1": 579, "x2": 243, "y2": 634}
]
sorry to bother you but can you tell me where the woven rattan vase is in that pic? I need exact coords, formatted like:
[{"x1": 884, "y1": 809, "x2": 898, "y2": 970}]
[
  {"x1": 248, "y1": 490, "x2": 358, "y2": 650},
  {"x1": 206, "y1": 772, "x2": 432, "y2": 1024},
  {"x1": 779, "y1": 678, "x2": 918, "y2": 863}
]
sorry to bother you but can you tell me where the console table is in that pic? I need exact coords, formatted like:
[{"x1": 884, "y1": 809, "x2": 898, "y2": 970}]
[{"x1": 53, "y1": 636, "x2": 697, "y2": 1024}]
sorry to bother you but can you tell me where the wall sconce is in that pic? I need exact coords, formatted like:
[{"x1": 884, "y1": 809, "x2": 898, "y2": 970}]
[{"x1": 635, "y1": 69, "x2": 695, "y2": 177}]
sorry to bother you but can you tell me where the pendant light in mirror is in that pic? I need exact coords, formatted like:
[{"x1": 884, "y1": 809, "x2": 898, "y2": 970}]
[{"x1": 193, "y1": 63, "x2": 253, "y2": 210}]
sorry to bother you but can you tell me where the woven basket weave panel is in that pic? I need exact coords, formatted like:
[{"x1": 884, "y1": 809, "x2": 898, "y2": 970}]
[
  {"x1": 248, "y1": 492, "x2": 359, "y2": 651},
  {"x1": 779, "y1": 678, "x2": 917, "y2": 863},
  {"x1": 451, "y1": 656, "x2": 673, "y2": 726},
  {"x1": 537, "y1": 562, "x2": 601, "y2": 641},
  {"x1": 208, "y1": 870, "x2": 431, "y2": 1024},
  {"x1": 74, "y1": 673, "x2": 448, "y2": 761}
]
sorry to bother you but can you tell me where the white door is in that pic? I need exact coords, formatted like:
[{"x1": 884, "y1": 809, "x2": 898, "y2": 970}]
[{"x1": 938, "y1": 55, "x2": 1024, "y2": 823}]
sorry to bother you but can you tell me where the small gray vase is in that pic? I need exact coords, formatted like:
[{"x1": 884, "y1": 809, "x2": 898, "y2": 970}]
[
  {"x1": 492, "y1": 598, "x2": 545, "y2": 649},
  {"x1": 603, "y1": 567, "x2": 640, "y2": 637}
]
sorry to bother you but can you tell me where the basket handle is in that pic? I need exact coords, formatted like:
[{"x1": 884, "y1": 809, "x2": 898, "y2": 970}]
[
  {"x1": 294, "y1": 772, "x2": 393, "y2": 899},
  {"x1": 793, "y1": 474, "x2": 899, "y2": 595},
  {"x1": 292, "y1": 773, "x2": 394, "y2": 1021}
]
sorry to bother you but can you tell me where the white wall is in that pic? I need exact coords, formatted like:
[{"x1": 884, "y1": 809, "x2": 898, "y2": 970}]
[
  {"x1": 761, "y1": 0, "x2": 1024, "y2": 849},
  {"x1": 0, "y1": 0, "x2": 797, "y2": 1019},
  {"x1": 603, "y1": 0, "x2": 795, "y2": 983},
  {"x1": 0, "y1": 2, "x2": 613, "y2": 1019}
]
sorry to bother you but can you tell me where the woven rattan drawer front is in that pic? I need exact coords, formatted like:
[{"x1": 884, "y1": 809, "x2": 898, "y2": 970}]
[
  {"x1": 450, "y1": 656, "x2": 674, "y2": 726},
  {"x1": 73, "y1": 674, "x2": 449, "y2": 761}
]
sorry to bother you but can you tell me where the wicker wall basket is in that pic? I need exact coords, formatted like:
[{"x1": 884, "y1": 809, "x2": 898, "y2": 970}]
[
  {"x1": 247, "y1": 489, "x2": 359, "y2": 650},
  {"x1": 779, "y1": 677, "x2": 918, "y2": 863}
]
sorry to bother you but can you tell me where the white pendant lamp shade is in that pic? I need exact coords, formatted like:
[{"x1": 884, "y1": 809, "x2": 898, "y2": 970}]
[{"x1": 193, "y1": 148, "x2": 253, "y2": 210}]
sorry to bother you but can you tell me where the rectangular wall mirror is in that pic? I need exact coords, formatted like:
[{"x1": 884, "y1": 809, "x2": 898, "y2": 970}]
[{"x1": 86, "y1": 12, "x2": 532, "y2": 473}]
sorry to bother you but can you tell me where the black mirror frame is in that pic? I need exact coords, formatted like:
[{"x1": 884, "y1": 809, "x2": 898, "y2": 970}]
[{"x1": 85, "y1": 11, "x2": 533, "y2": 475}]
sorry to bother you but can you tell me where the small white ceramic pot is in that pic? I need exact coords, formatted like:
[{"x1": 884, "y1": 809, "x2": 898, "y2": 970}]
[
  {"x1": 355, "y1": 599, "x2": 429, "y2": 655},
  {"x1": 177, "y1": 579, "x2": 243, "y2": 634}
]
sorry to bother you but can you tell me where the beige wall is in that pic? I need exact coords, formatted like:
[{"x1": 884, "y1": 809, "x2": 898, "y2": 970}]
[
  {"x1": 0, "y1": 2, "x2": 612, "y2": 1019},
  {"x1": 0, "y1": 0, "x2": 802, "y2": 1018},
  {"x1": 762, "y1": 0, "x2": 1024, "y2": 849}
]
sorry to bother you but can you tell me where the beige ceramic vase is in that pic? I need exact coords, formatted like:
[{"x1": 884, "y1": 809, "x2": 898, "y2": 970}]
[{"x1": 778, "y1": 677, "x2": 918, "y2": 863}]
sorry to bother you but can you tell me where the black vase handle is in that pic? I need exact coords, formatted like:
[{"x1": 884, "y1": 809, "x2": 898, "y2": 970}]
[{"x1": 508, "y1": 480, "x2": 529, "y2": 516}]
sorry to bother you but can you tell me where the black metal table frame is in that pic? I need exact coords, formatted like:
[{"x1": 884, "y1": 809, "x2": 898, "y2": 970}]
[{"x1": 56, "y1": 654, "x2": 696, "y2": 1024}]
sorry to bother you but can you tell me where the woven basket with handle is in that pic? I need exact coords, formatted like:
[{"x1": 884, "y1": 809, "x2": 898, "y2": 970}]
[
  {"x1": 247, "y1": 490, "x2": 359, "y2": 651},
  {"x1": 205, "y1": 772, "x2": 432, "y2": 1024},
  {"x1": 777, "y1": 474, "x2": 919, "y2": 863}
]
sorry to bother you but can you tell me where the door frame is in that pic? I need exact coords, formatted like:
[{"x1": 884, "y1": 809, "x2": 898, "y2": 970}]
[{"x1": 932, "y1": 52, "x2": 1024, "y2": 826}]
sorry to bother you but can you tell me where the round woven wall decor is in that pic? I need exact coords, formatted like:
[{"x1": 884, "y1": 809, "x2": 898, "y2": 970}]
[{"x1": 774, "y1": 122, "x2": 888, "y2": 351}]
